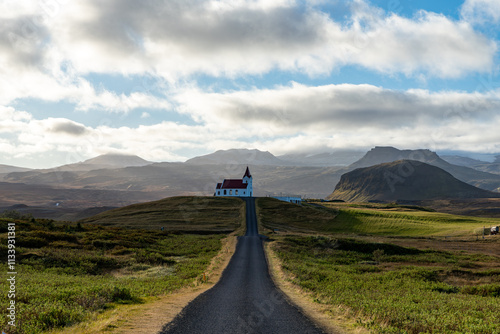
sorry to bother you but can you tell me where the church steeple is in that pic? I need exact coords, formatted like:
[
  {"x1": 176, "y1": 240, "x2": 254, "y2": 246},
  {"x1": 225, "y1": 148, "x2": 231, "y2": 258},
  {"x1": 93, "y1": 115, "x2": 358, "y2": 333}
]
[{"x1": 243, "y1": 166, "x2": 251, "y2": 179}]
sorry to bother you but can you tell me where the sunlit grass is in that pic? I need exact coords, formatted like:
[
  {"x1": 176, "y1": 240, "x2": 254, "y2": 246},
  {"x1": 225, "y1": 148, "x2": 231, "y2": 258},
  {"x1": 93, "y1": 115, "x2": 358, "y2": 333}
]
[
  {"x1": 0, "y1": 208, "x2": 241, "y2": 334},
  {"x1": 273, "y1": 236, "x2": 500, "y2": 333},
  {"x1": 257, "y1": 198, "x2": 500, "y2": 237}
]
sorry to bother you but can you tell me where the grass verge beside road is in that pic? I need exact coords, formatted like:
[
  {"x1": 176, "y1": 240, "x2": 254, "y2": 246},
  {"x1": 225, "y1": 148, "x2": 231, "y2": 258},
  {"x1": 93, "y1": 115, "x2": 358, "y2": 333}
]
[
  {"x1": 0, "y1": 197, "x2": 245, "y2": 334},
  {"x1": 258, "y1": 198, "x2": 500, "y2": 333},
  {"x1": 270, "y1": 236, "x2": 500, "y2": 333}
]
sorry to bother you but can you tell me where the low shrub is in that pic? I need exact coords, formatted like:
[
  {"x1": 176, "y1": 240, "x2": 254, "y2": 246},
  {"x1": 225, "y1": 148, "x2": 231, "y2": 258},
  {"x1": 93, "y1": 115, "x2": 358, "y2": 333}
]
[{"x1": 461, "y1": 284, "x2": 500, "y2": 297}]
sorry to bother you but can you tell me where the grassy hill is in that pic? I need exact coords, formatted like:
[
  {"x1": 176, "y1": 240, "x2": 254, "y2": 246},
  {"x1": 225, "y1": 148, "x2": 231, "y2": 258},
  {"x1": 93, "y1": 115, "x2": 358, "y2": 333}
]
[
  {"x1": 257, "y1": 197, "x2": 500, "y2": 237},
  {"x1": 79, "y1": 196, "x2": 245, "y2": 232},
  {"x1": 349, "y1": 146, "x2": 500, "y2": 191},
  {"x1": 329, "y1": 160, "x2": 499, "y2": 202}
]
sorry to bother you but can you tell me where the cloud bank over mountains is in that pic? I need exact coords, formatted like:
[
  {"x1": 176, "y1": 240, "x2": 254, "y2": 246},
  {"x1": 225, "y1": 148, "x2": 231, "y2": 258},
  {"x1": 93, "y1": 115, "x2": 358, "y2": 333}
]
[{"x1": 1, "y1": 0, "x2": 499, "y2": 167}]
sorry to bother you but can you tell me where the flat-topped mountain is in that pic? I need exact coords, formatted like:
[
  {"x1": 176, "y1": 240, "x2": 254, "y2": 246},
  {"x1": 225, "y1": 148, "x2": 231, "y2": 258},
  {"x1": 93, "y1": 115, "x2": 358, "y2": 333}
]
[
  {"x1": 329, "y1": 160, "x2": 499, "y2": 202},
  {"x1": 349, "y1": 147, "x2": 500, "y2": 191},
  {"x1": 350, "y1": 146, "x2": 443, "y2": 169}
]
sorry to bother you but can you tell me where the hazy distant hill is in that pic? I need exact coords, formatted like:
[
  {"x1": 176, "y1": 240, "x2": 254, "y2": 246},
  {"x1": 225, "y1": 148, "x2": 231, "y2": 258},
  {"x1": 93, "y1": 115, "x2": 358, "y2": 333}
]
[
  {"x1": 185, "y1": 149, "x2": 285, "y2": 165},
  {"x1": 329, "y1": 160, "x2": 499, "y2": 202},
  {"x1": 0, "y1": 164, "x2": 32, "y2": 174},
  {"x1": 277, "y1": 151, "x2": 364, "y2": 167},
  {"x1": 441, "y1": 155, "x2": 488, "y2": 167},
  {"x1": 440, "y1": 155, "x2": 500, "y2": 176},
  {"x1": 4, "y1": 154, "x2": 155, "y2": 187},
  {"x1": 349, "y1": 147, "x2": 500, "y2": 191},
  {"x1": 473, "y1": 163, "x2": 500, "y2": 176},
  {"x1": 53, "y1": 153, "x2": 153, "y2": 171},
  {"x1": 0, "y1": 181, "x2": 161, "y2": 208}
]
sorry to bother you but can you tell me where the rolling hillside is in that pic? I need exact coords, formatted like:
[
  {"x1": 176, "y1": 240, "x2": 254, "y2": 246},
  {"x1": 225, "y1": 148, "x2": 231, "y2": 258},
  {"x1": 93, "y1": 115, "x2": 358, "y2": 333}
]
[
  {"x1": 329, "y1": 160, "x2": 500, "y2": 202},
  {"x1": 80, "y1": 196, "x2": 245, "y2": 232}
]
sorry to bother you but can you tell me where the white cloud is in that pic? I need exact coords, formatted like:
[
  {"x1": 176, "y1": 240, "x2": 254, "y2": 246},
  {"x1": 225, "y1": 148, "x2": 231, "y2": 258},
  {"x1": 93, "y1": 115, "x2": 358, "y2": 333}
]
[
  {"x1": 0, "y1": 2, "x2": 172, "y2": 110},
  {"x1": 3, "y1": 80, "x2": 500, "y2": 168},
  {"x1": 1, "y1": 1, "x2": 500, "y2": 167},
  {"x1": 346, "y1": 10, "x2": 496, "y2": 77},
  {"x1": 461, "y1": 0, "x2": 500, "y2": 25},
  {"x1": 173, "y1": 83, "x2": 500, "y2": 154},
  {"x1": 175, "y1": 83, "x2": 500, "y2": 132},
  {"x1": 0, "y1": 0, "x2": 492, "y2": 87}
]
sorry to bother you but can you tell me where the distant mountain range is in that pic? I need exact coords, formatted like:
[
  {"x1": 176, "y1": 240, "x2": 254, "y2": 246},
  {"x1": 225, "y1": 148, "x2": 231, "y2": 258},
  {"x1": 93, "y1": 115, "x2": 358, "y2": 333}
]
[
  {"x1": 185, "y1": 148, "x2": 365, "y2": 167},
  {"x1": 2, "y1": 147, "x2": 500, "y2": 218},
  {"x1": 329, "y1": 160, "x2": 500, "y2": 202}
]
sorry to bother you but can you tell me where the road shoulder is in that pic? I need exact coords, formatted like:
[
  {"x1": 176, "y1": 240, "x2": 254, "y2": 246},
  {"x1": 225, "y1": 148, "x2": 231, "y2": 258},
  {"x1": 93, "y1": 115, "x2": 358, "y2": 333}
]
[
  {"x1": 47, "y1": 231, "x2": 240, "y2": 334},
  {"x1": 264, "y1": 240, "x2": 370, "y2": 334}
]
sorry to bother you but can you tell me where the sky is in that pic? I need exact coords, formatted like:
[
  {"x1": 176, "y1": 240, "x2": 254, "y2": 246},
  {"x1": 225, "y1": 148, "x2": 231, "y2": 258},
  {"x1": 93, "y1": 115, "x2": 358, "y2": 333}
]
[{"x1": 1, "y1": 0, "x2": 500, "y2": 168}]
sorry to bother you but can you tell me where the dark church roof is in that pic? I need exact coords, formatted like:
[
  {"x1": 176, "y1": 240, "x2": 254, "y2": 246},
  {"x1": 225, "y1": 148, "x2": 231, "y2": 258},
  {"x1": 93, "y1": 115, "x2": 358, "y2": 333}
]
[
  {"x1": 216, "y1": 179, "x2": 249, "y2": 189},
  {"x1": 216, "y1": 167, "x2": 252, "y2": 190}
]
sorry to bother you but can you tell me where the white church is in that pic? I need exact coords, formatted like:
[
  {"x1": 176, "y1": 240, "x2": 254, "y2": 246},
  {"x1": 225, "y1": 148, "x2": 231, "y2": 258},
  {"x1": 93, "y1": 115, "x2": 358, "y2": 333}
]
[{"x1": 214, "y1": 167, "x2": 253, "y2": 197}]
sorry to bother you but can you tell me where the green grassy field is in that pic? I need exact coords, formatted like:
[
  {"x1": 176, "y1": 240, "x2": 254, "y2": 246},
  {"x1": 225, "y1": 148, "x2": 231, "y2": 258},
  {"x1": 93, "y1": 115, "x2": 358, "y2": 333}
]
[
  {"x1": 272, "y1": 236, "x2": 500, "y2": 333},
  {"x1": 0, "y1": 197, "x2": 244, "y2": 334},
  {"x1": 258, "y1": 198, "x2": 500, "y2": 237},
  {"x1": 258, "y1": 198, "x2": 500, "y2": 333},
  {"x1": 3, "y1": 196, "x2": 500, "y2": 334}
]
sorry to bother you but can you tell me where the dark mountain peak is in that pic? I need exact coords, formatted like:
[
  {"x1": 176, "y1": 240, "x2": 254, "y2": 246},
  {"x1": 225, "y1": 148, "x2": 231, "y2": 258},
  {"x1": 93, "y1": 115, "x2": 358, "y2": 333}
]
[{"x1": 329, "y1": 160, "x2": 498, "y2": 202}]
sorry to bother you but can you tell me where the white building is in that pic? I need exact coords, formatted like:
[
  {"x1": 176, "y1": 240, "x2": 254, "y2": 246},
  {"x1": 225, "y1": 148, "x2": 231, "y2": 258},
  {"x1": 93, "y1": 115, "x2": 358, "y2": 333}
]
[
  {"x1": 272, "y1": 196, "x2": 302, "y2": 205},
  {"x1": 214, "y1": 167, "x2": 253, "y2": 197}
]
